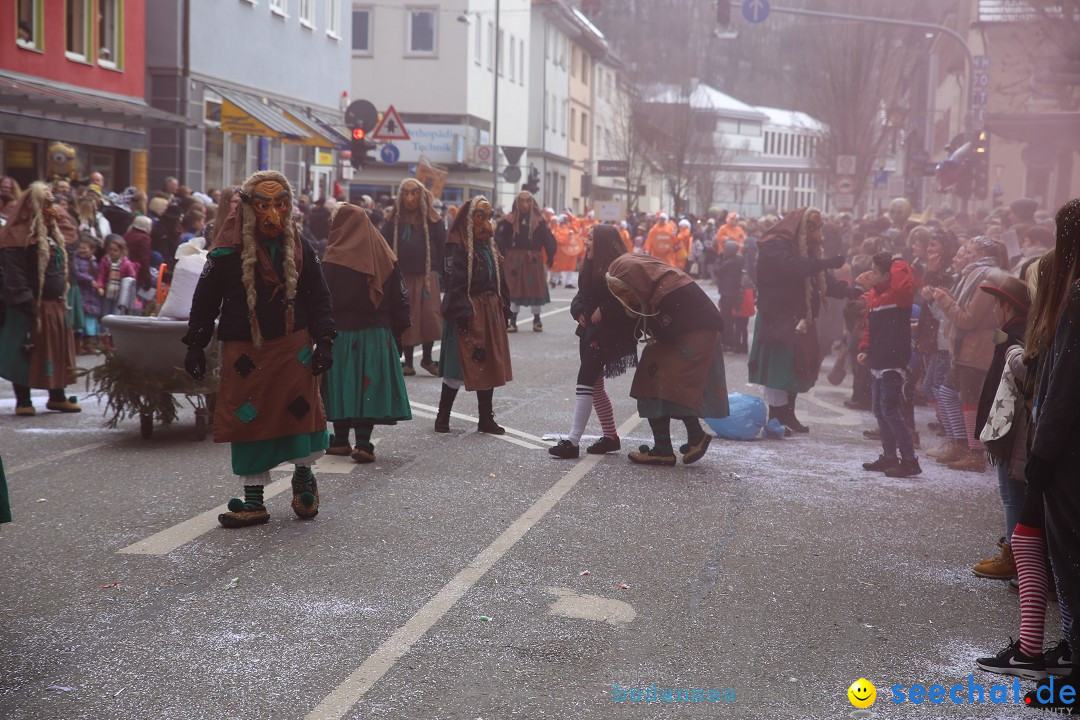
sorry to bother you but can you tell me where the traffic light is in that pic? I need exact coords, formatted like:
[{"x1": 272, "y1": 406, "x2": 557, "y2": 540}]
[
  {"x1": 971, "y1": 130, "x2": 990, "y2": 199},
  {"x1": 350, "y1": 125, "x2": 377, "y2": 169},
  {"x1": 716, "y1": 0, "x2": 730, "y2": 25},
  {"x1": 523, "y1": 165, "x2": 540, "y2": 194}
]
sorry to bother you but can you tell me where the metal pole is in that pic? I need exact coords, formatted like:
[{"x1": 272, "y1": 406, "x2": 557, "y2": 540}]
[
  {"x1": 492, "y1": 0, "x2": 500, "y2": 203},
  {"x1": 749, "y1": 3, "x2": 975, "y2": 132}
]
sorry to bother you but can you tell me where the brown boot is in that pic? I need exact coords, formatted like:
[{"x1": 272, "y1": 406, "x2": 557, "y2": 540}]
[
  {"x1": 948, "y1": 449, "x2": 987, "y2": 473},
  {"x1": 926, "y1": 438, "x2": 952, "y2": 459},
  {"x1": 935, "y1": 440, "x2": 968, "y2": 464},
  {"x1": 972, "y1": 541, "x2": 1017, "y2": 579}
]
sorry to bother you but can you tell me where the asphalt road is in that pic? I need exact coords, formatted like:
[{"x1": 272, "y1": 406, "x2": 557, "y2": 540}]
[{"x1": 0, "y1": 284, "x2": 1061, "y2": 719}]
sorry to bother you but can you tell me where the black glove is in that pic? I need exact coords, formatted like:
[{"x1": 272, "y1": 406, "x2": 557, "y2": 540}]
[
  {"x1": 311, "y1": 338, "x2": 334, "y2": 377},
  {"x1": 1024, "y1": 454, "x2": 1055, "y2": 490},
  {"x1": 184, "y1": 346, "x2": 206, "y2": 381},
  {"x1": 457, "y1": 316, "x2": 471, "y2": 334},
  {"x1": 818, "y1": 255, "x2": 845, "y2": 271}
]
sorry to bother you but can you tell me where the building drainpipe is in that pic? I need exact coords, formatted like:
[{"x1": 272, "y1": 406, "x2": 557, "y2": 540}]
[{"x1": 181, "y1": 0, "x2": 191, "y2": 186}]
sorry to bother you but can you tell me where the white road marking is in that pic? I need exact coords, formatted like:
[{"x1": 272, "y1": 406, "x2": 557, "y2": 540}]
[
  {"x1": 409, "y1": 408, "x2": 547, "y2": 451},
  {"x1": 409, "y1": 401, "x2": 545, "y2": 444},
  {"x1": 545, "y1": 587, "x2": 636, "y2": 626},
  {"x1": 421, "y1": 300, "x2": 571, "y2": 358},
  {"x1": 304, "y1": 412, "x2": 641, "y2": 720},
  {"x1": 6, "y1": 442, "x2": 110, "y2": 475},
  {"x1": 118, "y1": 442, "x2": 379, "y2": 555}
]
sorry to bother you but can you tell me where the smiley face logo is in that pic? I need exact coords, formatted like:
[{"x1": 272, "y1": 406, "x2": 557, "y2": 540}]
[{"x1": 847, "y1": 678, "x2": 876, "y2": 708}]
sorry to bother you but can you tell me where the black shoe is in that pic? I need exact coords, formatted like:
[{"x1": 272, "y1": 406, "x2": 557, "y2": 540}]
[
  {"x1": 586, "y1": 436, "x2": 621, "y2": 454},
  {"x1": 976, "y1": 638, "x2": 1047, "y2": 680},
  {"x1": 435, "y1": 383, "x2": 458, "y2": 433},
  {"x1": 1045, "y1": 640, "x2": 1073, "y2": 677},
  {"x1": 862, "y1": 454, "x2": 900, "y2": 472},
  {"x1": 476, "y1": 389, "x2": 505, "y2": 434},
  {"x1": 1024, "y1": 676, "x2": 1077, "y2": 709},
  {"x1": 565, "y1": 283, "x2": 575, "y2": 289},
  {"x1": 478, "y1": 417, "x2": 506, "y2": 434},
  {"x1": 885, "y1": 458, "x2": 923, "y2": 478},
  {"x1": 548, "y1": 440, "x2": 579, "y2": 459}
]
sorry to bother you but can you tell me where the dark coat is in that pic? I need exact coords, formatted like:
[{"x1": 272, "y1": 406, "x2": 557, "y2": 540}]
[
  {"x1": 322, "y1": 262, "x2": 410, "y2": 341},
  {"x1": 495, "y1": 218, "x2": 557, "y2": 261},
  {"x1": 186, "y1": 237, "x2": 334, "y2": 344},
  {"x1": 570, "y1": 267, "x2": 638, "y2": 377},
  {"x1": 380, "y1": 218, "x2": 446, "y2": 277},
  {"x1": 440, "y1": 244, "x2": 510, "y2": 324},
  {"x1": 975, "y1": 314, "x2": 1027, "y2": 463},
  {"x1": 1, "y1": 244, "x2": 66, "y2": 306},
  {"x1": 713, "y1": 252, "x2": 744, "y2": 298},
  {"x1": 1031, "y1": 281, "x2": 1080, "y2": 473},
  {"x1": 755, "y1": 239, "x2": 847, "y2": 345}
]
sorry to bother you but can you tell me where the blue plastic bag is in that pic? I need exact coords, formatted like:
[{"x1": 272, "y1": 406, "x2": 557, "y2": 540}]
[{"x1": 705, "y1": 392, "x2": 767, "y2": 441}]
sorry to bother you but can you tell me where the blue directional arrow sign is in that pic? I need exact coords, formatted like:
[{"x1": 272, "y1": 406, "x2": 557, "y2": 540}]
[
  {"x1": 380, "y1": 144, "x2": 400, "y2": 164},
  {"x1": 742, "y1": 0, "x2": 770, "y2": 24}
]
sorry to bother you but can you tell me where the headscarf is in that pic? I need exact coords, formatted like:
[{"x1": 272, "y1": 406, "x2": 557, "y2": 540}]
[
  {"x1": 386, "y1": 178, "x2": 440, "y2": 275},
  {"x1": 0, "y1": 182, "x2": 70, "y2": 323},
  {"x1": 604, "y1": 253, "x2": 694, "y2": 314},
  {"x1": 324, "y1": 203, "x2": 397, "y2": 309},
  {"x1": 210, "y1": 170, "x2": 303, "y2": 347}
]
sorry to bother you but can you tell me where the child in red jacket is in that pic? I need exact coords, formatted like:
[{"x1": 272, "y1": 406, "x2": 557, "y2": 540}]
[{"x1": 858, "y1": 252, "x2": 922, "y2": 477}]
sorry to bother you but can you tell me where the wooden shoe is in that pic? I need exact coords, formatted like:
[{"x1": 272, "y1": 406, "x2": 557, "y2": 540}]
[
  {"x1": 350, "y1": 447, "x2": 375, "y2": 463},
  {"x1": 290, "y1": 474, "x2": 319, "y2": 519},
  {"x1": 45, "y1": 397, "x2": 81, "y2": 413},
  {"x1": 680, "y1": 435, "x2": 712, "y2": 465},
  {"x1": 218, "y1": 507, "x2": 270, "y2": 528},
  {"x1": 401, "y1": 364, "x2": 416, "y2": 376},
  {"x1": 325, "y1": 438, "x2": 353, "y2": 456},
  {"x1": 15, "y1": 404, "x2": 35, "y2": 417},
  {"x1": 628, "y1": 445, "x2": 677, "y2": 466},
  {"x1": 420, "y1": 359, "x2": 440, "y2": 376}
]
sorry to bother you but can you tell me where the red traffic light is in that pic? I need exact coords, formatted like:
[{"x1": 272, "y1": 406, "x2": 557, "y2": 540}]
[{"x1": 352, "y1": 127, "x2": 366, "y2": 141}]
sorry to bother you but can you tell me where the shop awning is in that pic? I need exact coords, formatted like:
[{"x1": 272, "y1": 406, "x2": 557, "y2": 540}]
[
  {"x1": 304, "y1": 108, "x2": 350, "y2": 148},
  {"x1": 279, "y1": 107, "x2": 337, "y2": 148},
  {"x1": 212, "y1": 86, "x2": 313, "y2": 141},
  {"x1": 0, "y1": 72, "x2": 193, "y2": 129}
]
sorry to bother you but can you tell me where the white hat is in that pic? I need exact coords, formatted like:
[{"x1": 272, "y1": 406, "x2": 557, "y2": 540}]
[
  {"x1": 659, "y1": 212, "x2": 669, "y2": 222},
  {"x1": 619, "y1": 220, "x2": 627, "y2": 228},
  {"x1": 557, "y1": 214, "x2": 567, "y2": 223},
  {"x1": 678, "y1": 219, "x2": 691, "y2": 229}
]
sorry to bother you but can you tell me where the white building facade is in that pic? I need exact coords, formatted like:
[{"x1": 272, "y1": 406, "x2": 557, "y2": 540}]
[{"x1": 349, "y1": 0, "x2": 531, "y2": 208}]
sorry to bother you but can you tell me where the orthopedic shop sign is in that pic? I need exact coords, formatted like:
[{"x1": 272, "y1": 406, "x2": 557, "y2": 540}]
[{"x1": 391, "y1": 124, "x2": 466, "y2": 165}]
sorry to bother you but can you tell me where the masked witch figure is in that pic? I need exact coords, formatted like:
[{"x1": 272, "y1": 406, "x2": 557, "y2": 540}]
[
  {"x1": 435, "y1": 196, "x2": 513, "y2": 434},
  {"x1": 605, "y1": 254, "x2": 728, "y2": 466},
  {"x1": 495, "y1": 190, "x2": 557, "y2": 333},
  {"x1": 183, "y1": 171, "x2": 335, "y2": 529},
  {"x1": 0, "y1": 182, "x2": 81, "y2": 416},
  {"x1": 381, "y1": 178, "x2": 445, "y2": 376},
  {"x1": 322, "y1": 203, "x2": 412, "y2": 463},
  {"x1": 747, "y1": 207, "x2": 853, "y2": 434}
]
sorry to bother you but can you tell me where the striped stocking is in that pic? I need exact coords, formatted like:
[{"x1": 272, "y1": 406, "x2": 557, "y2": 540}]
[
  {"x1": 593, "y1": 377, "x2": 618, "y2": 439},
  {"x1": 1013, "y1": 523, "x2": 1049, "y2": 658}
]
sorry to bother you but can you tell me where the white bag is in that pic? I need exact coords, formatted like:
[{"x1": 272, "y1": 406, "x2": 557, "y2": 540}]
[{"x1": 157, "y1": 243, "x2": 208, "y2": 320}]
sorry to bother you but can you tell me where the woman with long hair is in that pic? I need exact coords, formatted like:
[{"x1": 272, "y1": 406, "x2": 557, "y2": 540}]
[{"x1": 549, "y1": 224, "x2": 637, "y2": 458}]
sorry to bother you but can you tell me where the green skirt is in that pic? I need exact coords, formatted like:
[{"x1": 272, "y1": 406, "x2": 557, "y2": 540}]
[
  {"x1": 0, "y1": 455, "x2": 11, "y2": 525},
  {"x1": 321, "y1": 327, "x2": 412, "y2": 423},
  {"x1": 67, "y1": 285, "x2": 85, "y2": 335},
  {"x1": 230, "y1": 430, "x2": 329, "y2": 476},
  {"x1": 747, "y1": 315, "x2": 816, "y2": 394},
  {"x1": 439, "y1": 320, "x2": 463, "y2": 382}
]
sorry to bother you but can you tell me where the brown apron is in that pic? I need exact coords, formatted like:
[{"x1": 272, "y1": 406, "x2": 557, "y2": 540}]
[
  {"x1": 27, "y1": 298, "x2": 77, "y2": 389},
  {"x1": 214, "y1": 329, "x2": 327, "y2": 443},
  {"x1": 457, "y1": 291, "x2": 513, "y2": 392},
  {"x1": 401, "y1": 271, "x2": 443, "y2": 346},
  {"x1": 631, "y1": 329, "x2": 720, "y2": 415},
  {"x1": 504, "y1": 249, "x2": 548, "y2": 302}
]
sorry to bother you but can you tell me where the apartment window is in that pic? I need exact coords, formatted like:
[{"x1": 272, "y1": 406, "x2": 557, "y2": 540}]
[
  {"x1": 519, "y1": 38, "x2": 524, "y2": 85},
  {"x1": 406, "y1": 7, "x2": 436, "y2": 56},
  {"x1": 352, "y1": 6, "x2": 372, "y2": 54},
  {"x1": 497, "y1": 28, "x2": 504, "y2": 74},
  {"x1": 473, "y1": 14, "x2": 481, "y2": 63},
  {"x1": 508, "y1": 34, "x2": 515, "y2": 81},
  {"x1": 570, "y1": 46, "x2": 577, "y2": 78},
  {"x1": 582, "y1": 54, "x2": 589, "y2": 85},
  {"x1": 66, "y1": 0, "x2": 90, "y2": 60},
  {"x1": 17, "y1": 0, "x2": 43, "y2": 50},
  {"x1": 270, "y1": 0, "x2": 286, "y2": 16},
  {"x1": 487, "y1": 21, "x2": 493, "y2": 70},
  {"x1": 96, "y1": 0, "x2": 122, "y2": 67},
  {"x1": 561, "y1": 99, "x2": 567, "y2": 136},
  {"x1": 299, "y1": 0, "x2": 314, "y2": 27},
  {"x1": 570, "y1": 107, "x2": 576, "y2": 141},
  {"x1": 326, "y1": 0, "x2": 341, "y2": 38},
  {"x1": 581, "y1": 112, "x2": 588, "y2": 146}
]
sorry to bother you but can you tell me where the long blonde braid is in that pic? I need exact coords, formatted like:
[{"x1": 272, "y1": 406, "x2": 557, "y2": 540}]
[{"x1": 26, "y1": 183, "x2": 69, "y2": 329}]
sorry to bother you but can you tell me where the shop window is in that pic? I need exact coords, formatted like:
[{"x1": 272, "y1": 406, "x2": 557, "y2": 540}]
[
  {"x1": 16, "y1": 0, "x2": 43, "y2": 51},
  {"x1": 97, "y1": 0, "x2": 122, "y2": 68},
  {"x1": 352, "y1": 5, "x2": 372, "y2": 54},
  {"x1": 66, "y1": 0, "x2": 91, "y2": 61},
  {"x1": 406, "y1": 7, "x2": 436, "y2": 56}
]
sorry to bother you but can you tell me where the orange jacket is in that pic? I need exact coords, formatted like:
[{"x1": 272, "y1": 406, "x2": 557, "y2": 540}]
[
  {"x1": 644, "y1": 221, "x2": 680, "y2": 267},
  {"x1": 618, "y1": 227, "x2": 633, "y2": 253},
  {"x1": 552, "y1": 225, "x2": 582, "y2": 272},
  {"x1": 716, "y1": 224, "x2": 746, "y2": 254}
]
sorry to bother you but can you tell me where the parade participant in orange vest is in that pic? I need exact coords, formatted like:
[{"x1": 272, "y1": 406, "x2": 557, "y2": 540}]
[
  {"x1": 675, "y1": 219, "x2": 693, "y2": 270},
  {"x1": 551, "y1": 214, "x2": 584, "y2": 289},
  {"x1": 644, "y1": 212, "x2": 680, "y2": 267},
  {"x1": 618, "y1": 220, "x2": 633, "y2": 253},
  {"x1": 716, "y1": 211, "x2": 747, "y2": 254}
]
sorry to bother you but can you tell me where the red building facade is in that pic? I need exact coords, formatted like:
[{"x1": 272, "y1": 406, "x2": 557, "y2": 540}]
[{"x1": 0, "y1": 0, "x2": 183, "y2": 191}]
